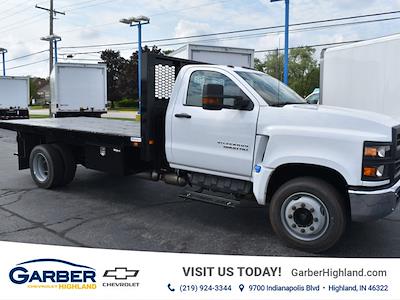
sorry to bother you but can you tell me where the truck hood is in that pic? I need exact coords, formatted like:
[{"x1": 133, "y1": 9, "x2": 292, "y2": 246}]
[{"x1": 258, "y1": 104, "x2": 399, "y2": 141}]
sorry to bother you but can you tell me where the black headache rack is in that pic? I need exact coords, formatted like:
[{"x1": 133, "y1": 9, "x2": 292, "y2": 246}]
[
  {"x1": 140, "y1": 53, "x2": 202, "y2": 169},
  {"x1": 0, "y1": 108, "x2": 29, "y2": 120}
]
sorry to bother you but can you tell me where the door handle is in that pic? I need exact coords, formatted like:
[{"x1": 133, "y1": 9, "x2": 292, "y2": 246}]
[{"x1": 174, "y1": 113, "x2": 192, "y2": 119}]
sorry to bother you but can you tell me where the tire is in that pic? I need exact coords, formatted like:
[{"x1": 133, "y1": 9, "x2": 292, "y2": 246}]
[
  {"x1": 52, "y1": 144, "x2": 77, "y2": 187},
  {"x1": 269, "y1": 177, "x2": 347, "y2": 253},
  {"x1": 29, "y1": 144, "x2": 65, "y2": 189}
]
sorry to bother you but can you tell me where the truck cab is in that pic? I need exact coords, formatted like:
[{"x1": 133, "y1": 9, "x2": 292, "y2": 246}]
[
  {"x1": 165, "y1": 63, "x2": 400, "y2": 252},
  {"x1": 1, "y1": 53, "x2": 399, "y2": 253}
]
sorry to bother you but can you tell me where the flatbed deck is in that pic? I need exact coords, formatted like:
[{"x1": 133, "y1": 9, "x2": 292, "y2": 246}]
[{"x1": 0, "y1": 117, "x2": 141, "y2": 141}]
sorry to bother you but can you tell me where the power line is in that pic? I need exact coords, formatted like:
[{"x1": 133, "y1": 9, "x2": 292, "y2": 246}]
[
  {"x1": 57, "y1": 15, "x2": 398, "y2": 57},
  {"x1": 154, "y1": 16, "x2": 400, "y2": 47},
  {"x1": 255, "y1": 40, "x2": 364, "y2": 53},
  {"x1": 1, "y1": 38, "x2": 384, "y2": 72},
  {"x1": 59, "y1": 9, "x2": 400, "y2": 50},
  {"x1": 7, "y1": 58, "x2": 48, "y2": 70},
  {"x1": 0, "y1": 11, "x2": 46, "y2": 34},
  {"x1": 0, "y1": 0, "x2": 32, "y2": 19},
  {"x1": 151, "y1": 0, "x2": 231, "y2": 17},
  {"x1": 60, "y1": 0, "x2": 99, "y2": 10},
  {"x1": 59, "y1": 12, "x2": 400, "y2": 51},
  {"x1": 7, "y1": 9, "x2": 400, "y2": 70},
  {"x1": 58, "y1": 0, "x2": 232, "y2": 38},
  {"x1": 5, "y1": 49, "x2": 48, "y2": 63},
  {"x1": 64, "y1": 0, "x2": 116, "y2": 12}
]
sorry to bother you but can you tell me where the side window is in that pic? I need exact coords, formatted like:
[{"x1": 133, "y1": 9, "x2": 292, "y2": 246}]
[{"x1": 186, "y1": 70, "x2": 251, "y2": 109}]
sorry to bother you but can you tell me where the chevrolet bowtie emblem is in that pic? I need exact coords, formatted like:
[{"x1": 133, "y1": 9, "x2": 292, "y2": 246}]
[{"x1": 103, "y1": 267, "x2": 139, "y2": 280}]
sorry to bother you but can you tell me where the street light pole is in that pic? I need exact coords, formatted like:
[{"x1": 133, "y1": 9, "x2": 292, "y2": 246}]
[
  {"x1": 54, "y1": 39, "x2": 59, "y2": 64},
  {"x1": 40, "y1": 35, "x2": 61, "y2": 117},
  {"x1": 137, "y1": 22, "x2": 143, "y2": 112},
  {"x1": 41, "y1": 35, "x2": 62, "y2": 66},
  {"x1": 0, "y1": 48, "x2": 7, "y2": 76},
  {"x1": 271, "y1": 0, "x2": 290, "y2": 85},
  {"x1": 120, "y1": 16, "x2": 150, "y2": 117},
  {"x1": 283, "y1": 0, "x2": 289, "y2": 85}
]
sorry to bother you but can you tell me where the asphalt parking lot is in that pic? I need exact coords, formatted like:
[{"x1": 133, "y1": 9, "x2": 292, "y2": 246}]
[{"x1": 0, "y1": 128, "x2": 399, "y2": 257}]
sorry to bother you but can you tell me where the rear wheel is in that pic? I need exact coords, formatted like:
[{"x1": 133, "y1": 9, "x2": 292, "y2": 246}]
[
  {"x1": 52, "y1": 144, "x2": 77, "y2": 187},
  {"x1": 269, "y1": 177, "x2": 347, "y2": 253},
  {"x1": 29, "y1": 144, "x2": 65, "y2": 189}
]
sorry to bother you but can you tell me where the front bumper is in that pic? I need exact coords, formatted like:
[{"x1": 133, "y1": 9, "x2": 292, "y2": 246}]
[{"x1": 349, "y1": 180, "x2": 400, "y2": 222}]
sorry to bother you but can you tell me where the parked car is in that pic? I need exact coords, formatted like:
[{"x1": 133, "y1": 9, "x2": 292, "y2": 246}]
[{"x1": 305, "y1": 88, "x2": 320, "y2": 104}]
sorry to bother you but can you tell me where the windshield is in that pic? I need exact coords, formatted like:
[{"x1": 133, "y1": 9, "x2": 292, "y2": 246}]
[{"x1": 236, "y1": 71, "x2": 306, "y2": 106}]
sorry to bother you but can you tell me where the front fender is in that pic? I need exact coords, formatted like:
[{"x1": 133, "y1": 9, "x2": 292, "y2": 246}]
[
  {"x1": 262, "y1": 126, "x2": 390, "y2": 186},
  {"x1": 251, "y1": 157, "x2": 349, "y2": 206},
  {"x1": 251, "y1": 126, "x2": 390, "y2": 205}
]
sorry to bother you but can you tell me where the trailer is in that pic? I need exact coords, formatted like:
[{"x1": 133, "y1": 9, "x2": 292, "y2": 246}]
[
  {"x1": 1, "y1": 52, "x2": 399, "y2": 253},
  {"x1": 50, "y1": 63, "x2": 107, "y2": 118},
  {"x1": 170, "y1": 44, "x2": 254, "y2": 68},
  {"x1": 320, "y1": 34, "x2": 400, "y2": 119},
  {"x1": 0, "y1": 76, "x2": 30, "y2": 120}
]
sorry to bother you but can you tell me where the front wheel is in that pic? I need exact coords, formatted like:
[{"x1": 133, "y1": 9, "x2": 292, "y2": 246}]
[{"x1": 269, "y1": 177, "x2": 347, "y2": 253}]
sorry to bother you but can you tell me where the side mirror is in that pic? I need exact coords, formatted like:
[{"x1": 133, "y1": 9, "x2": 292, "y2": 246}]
[
  {"x1": 202, "y1": 84, "x2": 223, "y2": 110},
  {"x1": 234, "y1": 97, "x2": 252, "y2": 110}
]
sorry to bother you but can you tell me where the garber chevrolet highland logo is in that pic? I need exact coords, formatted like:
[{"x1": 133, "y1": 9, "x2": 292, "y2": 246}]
[
  {"x1": 9, "y1": 259, "x2": 97, "y2": 290},
  {"x1": 103, "y1": 267, "x2": 140, "y2": 288}
]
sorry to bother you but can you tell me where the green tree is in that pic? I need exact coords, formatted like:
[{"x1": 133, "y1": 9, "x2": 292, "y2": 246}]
[
  {"x1": 29, "y1": 78, "x2": 39, "y2": 101},
  {"x1": 255, "y1": 47, "x2": 320, "y2": 97},
  {"x1": 162, "y1": 49, "x2": 174, "y2": 55},
  {"x1": 29, "y1": 77, "x2": 49, "y2": 104},
  {"x1": 100, "y1": 49, "x2": 127, "y2": 107},
  {"x1": 101, "y1": 46, "x2": 163, "y2": 107}
]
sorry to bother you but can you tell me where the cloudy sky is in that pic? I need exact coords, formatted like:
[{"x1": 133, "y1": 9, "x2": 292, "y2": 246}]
[{"x1": 1, "y1": 0, "x2": 400, "y2": 77}]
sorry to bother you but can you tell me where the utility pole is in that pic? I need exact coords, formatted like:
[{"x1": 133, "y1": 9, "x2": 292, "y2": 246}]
[{"x1": 35, "y1": 0, "x2": 65, "y2": 76}]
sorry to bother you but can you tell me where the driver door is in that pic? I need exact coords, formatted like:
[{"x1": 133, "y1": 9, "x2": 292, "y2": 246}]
[{"x1": 169, "y1": 69, "x2": 259, "y2": 178}]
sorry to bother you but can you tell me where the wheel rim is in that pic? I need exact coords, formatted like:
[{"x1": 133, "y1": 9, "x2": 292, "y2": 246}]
[
  {"x1": 280, "y1": 192, "x2": 330, "y2": 242},
  {"x1": 32, "y1": 153, "x2": 49, "y2": 183}
]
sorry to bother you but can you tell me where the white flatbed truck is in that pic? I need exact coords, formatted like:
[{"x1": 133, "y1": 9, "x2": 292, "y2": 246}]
[{"x1": 0, "y1": 53, "x2": 399, "y2": 253}]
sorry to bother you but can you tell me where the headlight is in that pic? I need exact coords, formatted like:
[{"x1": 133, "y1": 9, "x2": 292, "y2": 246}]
[
  {"x1": 362, "y1": 142, "x2": 393, "y2": 181},
  {"x1": 364, "y1": 145, "x2": 391, "y2": 158},
  {"x1": 363, "y1": 165, "x2": 386, "y2": 178}
]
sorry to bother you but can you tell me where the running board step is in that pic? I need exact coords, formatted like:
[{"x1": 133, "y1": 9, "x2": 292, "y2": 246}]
[{"x1": 180, "y1": 191, "x2": 240, "y2": 208}]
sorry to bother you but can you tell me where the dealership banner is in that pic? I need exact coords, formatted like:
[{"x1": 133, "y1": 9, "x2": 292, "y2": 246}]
[{"x1": 0, "y1": 241, "x2": 398, "y2": 300}]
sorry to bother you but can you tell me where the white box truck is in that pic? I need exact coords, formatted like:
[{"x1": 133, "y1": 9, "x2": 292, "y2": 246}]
[
  {"x1": 0, "y1": 76, "x2": 29, "y2": 119},
  {"x1": 171, "y1": 44, "x2": 255, "y2": 68},
  {"x1": 1, "y1": 53, "x2": 399, "y2": 253},
  {"x1": 320, "y1": 34, "x2": 400, "y2": 119},
  {"x1": 50, "y1": 63, "x2": 107, "y2": 118}
]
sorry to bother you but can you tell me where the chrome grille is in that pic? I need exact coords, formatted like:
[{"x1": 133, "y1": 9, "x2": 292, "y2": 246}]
[{"x1": 394, "y1": 126, "x2": 400, "y2": 180}]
